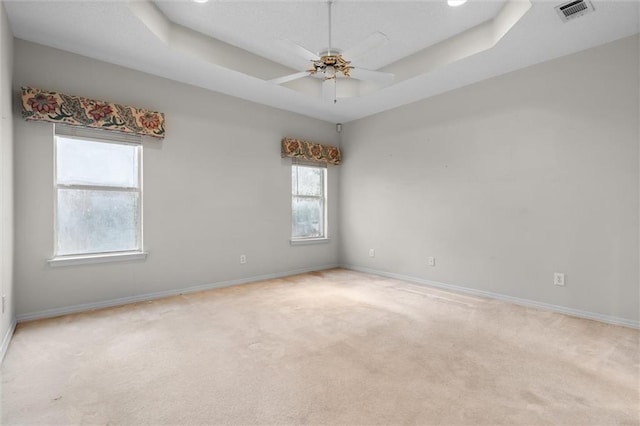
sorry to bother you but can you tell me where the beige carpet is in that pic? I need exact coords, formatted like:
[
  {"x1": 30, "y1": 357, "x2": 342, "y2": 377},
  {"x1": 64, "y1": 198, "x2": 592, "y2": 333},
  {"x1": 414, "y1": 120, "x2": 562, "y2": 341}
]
[{"x1": 2, "y1": 269, "x2": 638, "y2": 425}]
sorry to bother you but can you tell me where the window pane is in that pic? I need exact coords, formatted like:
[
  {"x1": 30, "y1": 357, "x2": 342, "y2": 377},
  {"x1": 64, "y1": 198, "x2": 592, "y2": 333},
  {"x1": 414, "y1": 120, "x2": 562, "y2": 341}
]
[
  {"x1": 292, "y1": 165, "x2": 323, "y2": 196},
  {"x1": 57, "y1": 189, "x2": 139, "y2": 255},
  {"x1": 57, "y1": 136, "x2": 139, "y2": 187},
  {"x1": 292, "y1": 196, "x2": 324, "y2": 238}
]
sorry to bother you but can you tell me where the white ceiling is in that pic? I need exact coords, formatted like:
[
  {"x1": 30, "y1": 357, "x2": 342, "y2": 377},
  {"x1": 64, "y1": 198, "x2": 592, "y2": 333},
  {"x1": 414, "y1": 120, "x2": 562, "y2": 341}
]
[{"x1": 4, "y1": 0, "x2": 639, "y2": 123}]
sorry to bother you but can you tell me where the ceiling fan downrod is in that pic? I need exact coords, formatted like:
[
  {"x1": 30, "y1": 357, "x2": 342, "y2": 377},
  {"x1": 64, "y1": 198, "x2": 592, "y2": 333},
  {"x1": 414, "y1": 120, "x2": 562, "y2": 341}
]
[{"x1": 327, "y1": 0, "x2": 333, "y2": 57}]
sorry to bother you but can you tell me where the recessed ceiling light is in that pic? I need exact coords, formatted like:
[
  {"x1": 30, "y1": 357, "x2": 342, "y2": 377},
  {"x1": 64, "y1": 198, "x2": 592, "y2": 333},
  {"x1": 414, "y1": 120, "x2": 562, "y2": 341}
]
[
  {"x1": 193, "y1": 0, "x2": 209, "y2": 3},
  {"x1": 448, "y1": 0, "x2": 468, "y2": 6}
]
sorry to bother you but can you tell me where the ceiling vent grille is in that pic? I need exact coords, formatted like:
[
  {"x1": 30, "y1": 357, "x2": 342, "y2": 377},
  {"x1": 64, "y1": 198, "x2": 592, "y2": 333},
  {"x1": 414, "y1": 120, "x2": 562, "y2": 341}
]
[{"x1": 555, "y1": 0, "x2": 595, "y2": 22}]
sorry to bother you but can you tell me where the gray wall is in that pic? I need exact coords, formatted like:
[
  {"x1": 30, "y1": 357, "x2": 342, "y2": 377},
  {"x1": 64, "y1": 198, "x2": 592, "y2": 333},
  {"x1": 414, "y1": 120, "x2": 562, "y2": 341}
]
[
  {"x1": 10, "y1": 35, "x2": 640, "y2": 325},
  {"x1": 13, "y1": 40, "x2": 340, "y2": 318},
  {"x1": 1, "y1": 3, "x2": 15, "y2": 354},
  {"x1": 340, "y1": 35, "x2": 639, "y2": 324}
]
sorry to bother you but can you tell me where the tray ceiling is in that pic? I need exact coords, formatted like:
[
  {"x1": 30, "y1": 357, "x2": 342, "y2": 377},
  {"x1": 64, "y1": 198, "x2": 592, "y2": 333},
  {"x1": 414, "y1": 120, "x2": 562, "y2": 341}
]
[{"x1": 4, "y1": 0, "x2": 639, "y2": 123}]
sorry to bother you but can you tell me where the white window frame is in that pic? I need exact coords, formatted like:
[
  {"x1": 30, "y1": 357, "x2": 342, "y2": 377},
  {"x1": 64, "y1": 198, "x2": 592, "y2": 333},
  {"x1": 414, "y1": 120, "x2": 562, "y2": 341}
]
[
  {"x1": 290, "y1": 161, "x2": 329, "y2": 245},
  {"x1": 49, "y1": 125, "x2": 146, "y2": 266}
]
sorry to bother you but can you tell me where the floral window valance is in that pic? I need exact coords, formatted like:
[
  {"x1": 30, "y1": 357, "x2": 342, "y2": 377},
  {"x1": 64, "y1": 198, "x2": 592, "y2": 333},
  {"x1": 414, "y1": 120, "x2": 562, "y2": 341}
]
[
  {"x1": 21, "y1": 87, "x2": 165, "y2": 139},
  {"x1": 281, "y1": 137, "x2": 341, "y2": 165}
]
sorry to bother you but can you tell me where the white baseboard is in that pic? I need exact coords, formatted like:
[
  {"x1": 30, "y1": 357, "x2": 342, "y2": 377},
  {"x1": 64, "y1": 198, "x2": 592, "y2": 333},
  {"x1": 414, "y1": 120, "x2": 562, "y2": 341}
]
[
  {"x1": 16, "y1": 264, "x2": 340, "y2": 323},
  {"x1": 342, "y1": 264, "x2": 640, "y2": 329},
  {"x1": 1, "y1": 318, "x2": 17, "y2": 363},
  {"x1": 16, "y1": 263, "x2": 639, "y2": 329}
]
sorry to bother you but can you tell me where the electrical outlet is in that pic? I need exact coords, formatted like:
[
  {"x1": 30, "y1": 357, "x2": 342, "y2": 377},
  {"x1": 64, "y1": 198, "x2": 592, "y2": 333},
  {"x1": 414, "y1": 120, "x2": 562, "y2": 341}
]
[
  {"x1": 428, "y1": 257, "x2": 436, "y2": 267},
  {"x1": 240, "y1": 255, "x2": 247, "y2": 265},
  {"x1": 554, "y1": 272, "x2": 565, "y2": 286},
  {"x1": 369, "y1": 249, "x2": 375, "y2": 257}
]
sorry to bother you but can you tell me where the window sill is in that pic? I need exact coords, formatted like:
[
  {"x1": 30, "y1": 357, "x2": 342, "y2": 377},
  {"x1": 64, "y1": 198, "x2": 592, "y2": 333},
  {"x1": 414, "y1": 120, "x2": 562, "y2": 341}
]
[
  {"x1": 48, "y1": 251, "x2": 147, "y2": 267},
  {"x1": 290, "y1": 238, "x2": 331, "y2": 246}
]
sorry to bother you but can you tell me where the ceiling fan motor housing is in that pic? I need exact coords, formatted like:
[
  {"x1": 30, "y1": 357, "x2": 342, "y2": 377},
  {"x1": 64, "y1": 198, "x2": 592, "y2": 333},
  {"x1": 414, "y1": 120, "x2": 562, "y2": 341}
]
[{"x1": 310, "y1": 54, "x2": 353, "y2": 79}]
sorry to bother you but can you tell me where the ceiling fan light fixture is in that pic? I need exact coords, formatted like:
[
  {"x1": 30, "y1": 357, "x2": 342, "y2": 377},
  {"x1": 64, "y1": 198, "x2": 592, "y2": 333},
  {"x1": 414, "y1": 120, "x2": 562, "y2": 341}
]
[
  {"x1": 325, "y1": 66, "x2": 336, "y2": 79},
  {"x1": 447, "y1": 0, "x2": 467, "y2": 6}
]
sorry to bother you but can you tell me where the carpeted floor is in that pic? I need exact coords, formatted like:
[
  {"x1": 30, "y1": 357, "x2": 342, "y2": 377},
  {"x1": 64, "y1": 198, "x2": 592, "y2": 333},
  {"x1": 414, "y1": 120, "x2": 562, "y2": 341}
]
[{"x1": 1, "y1": 268, "x2": 639, "y2": 425}]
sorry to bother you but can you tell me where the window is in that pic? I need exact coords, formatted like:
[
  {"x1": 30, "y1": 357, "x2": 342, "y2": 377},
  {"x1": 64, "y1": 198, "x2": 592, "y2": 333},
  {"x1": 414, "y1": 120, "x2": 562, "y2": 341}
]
[
  {"x1": 52, "y1": 126, "x2": 143, "y2": 261},
  {"x1": 291, "y1": 162, "x2": 327, "y2": 241}
]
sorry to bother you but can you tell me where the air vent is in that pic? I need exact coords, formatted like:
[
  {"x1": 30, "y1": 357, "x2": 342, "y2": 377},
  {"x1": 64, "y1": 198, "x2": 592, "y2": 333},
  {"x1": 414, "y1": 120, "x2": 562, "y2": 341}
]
[{"x1": 555, "y1": 0, "x2": 595, "y2": 22}]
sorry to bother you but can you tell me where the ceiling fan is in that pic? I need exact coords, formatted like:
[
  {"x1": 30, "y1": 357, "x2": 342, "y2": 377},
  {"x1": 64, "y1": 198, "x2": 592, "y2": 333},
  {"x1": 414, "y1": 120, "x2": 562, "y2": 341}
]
[{"x1": 269, "y1": 1, "x2": 395, "y2": 103}]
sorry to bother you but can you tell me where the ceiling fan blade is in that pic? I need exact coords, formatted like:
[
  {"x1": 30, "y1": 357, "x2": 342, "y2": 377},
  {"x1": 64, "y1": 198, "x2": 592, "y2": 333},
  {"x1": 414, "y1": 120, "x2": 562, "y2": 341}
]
[
  {"x1": 322, "y1": 79, "x2": 336, "y2": 103},
  {"x1": 342, "y1": 31, "x2": 388, "y2": 61},
  {"x1": 349, "y1": 68, "x2": 395, "y2": 85},
  {"x1": 268, "y1": 71, "x2": 310, "y2": 85},
  {"x1": 277, "y1": 39, "x2": 320, "y2": 62}
]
